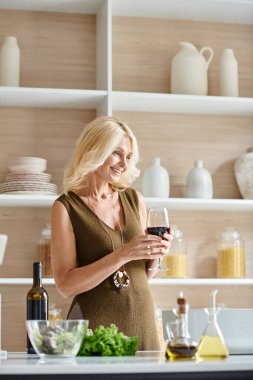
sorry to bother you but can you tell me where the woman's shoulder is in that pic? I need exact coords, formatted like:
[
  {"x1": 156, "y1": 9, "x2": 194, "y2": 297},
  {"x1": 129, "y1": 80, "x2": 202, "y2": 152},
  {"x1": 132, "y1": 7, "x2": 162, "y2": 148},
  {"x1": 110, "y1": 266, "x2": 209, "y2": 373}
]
[
  {"x1": 53, "y1": 191, "x2": 76, "y2": 209},
  {"x1": 121, "y1": 187, "x2": 144, "y2": 210}
]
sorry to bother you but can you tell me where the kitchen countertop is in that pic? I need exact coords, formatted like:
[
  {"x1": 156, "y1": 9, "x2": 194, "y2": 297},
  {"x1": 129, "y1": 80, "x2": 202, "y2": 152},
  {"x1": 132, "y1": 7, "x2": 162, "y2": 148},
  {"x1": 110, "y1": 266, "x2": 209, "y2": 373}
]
[{"x1": 1, "y1": 352, "x2": 253, "y2": 379}]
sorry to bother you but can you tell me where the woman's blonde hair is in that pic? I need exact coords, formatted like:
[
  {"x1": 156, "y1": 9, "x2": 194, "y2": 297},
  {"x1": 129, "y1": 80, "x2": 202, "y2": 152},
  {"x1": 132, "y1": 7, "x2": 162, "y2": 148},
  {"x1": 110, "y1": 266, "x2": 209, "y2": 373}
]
[{"x1": 63, "y1": 116, "x2": 140, "y2": 194}]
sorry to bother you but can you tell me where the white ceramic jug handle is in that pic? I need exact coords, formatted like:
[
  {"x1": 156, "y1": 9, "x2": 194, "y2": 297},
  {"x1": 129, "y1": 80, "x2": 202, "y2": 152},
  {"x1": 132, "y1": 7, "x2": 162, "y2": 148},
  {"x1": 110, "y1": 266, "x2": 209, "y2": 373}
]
[{"x1": 200, "y1": 47, "x2": 214, "y2": 69}]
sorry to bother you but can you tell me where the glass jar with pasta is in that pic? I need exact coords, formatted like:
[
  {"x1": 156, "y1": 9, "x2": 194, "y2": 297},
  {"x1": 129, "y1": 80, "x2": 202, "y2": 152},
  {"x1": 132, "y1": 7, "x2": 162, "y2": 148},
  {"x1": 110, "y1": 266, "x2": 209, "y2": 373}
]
[
  {"x1": 160, "y1": 225, "x2": 187, "y2": 278},
  {"x1": 217, "y1": 227, "x2": 245, "y2": 278}
]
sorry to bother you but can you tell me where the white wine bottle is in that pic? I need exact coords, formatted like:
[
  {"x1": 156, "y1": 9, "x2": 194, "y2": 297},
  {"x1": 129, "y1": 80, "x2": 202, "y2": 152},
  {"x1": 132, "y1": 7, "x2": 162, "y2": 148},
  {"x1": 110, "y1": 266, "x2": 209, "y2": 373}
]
[{"x1": 26, "y1": 262, "x2": 48, "y2": 354}]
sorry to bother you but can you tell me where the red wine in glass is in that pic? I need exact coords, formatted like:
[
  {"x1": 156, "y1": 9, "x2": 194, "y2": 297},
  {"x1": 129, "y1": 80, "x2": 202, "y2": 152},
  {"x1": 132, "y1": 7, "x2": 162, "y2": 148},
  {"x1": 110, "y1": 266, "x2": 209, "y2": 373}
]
[
  {"x1": 147, "y1": 227, "x2": 170, "y2": 237},
  {"x1": 147, "y1": 207, "x2": 170, "y2": 271}
]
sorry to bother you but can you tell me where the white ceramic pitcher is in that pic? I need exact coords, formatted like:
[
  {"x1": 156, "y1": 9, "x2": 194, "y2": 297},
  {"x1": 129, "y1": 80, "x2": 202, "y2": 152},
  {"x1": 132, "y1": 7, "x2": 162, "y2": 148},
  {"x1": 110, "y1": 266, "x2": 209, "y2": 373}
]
[{"x1": 170, "y1": 42, "x2": 214, "y2": 96}]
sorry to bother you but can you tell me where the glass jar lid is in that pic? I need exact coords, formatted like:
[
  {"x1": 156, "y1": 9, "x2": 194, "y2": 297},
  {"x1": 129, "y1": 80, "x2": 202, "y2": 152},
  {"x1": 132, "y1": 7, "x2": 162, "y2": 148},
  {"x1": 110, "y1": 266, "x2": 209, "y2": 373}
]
[
  {"x1": 221, "y1": 227, "x2": 240, "y2": 241},
  {"x1": 41, "y1": 224, "x2": 51, "y2": 237}
]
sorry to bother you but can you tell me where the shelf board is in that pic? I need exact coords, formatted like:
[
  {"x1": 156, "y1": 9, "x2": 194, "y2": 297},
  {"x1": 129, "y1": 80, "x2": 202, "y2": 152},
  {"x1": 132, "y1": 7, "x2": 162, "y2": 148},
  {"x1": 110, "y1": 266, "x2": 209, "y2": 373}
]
[
  {"x1": 150, "y1": 278, "x2": 253, "y2": 286},
  {"x1": 0, "y1": 194, "x2": 58, "y2": 207},
  {"x1": 112, "y1": 92, "x2": 253, "y2": 116},
  {"x1": 0, "y1": 87, "x2": 107, "y2": 109},
  {"x1": 1, "y1": 278, "x2": 253, "y2": 286},
  {"x1": 112, "y1": 0, "x2": 253, "y2": 25},
  {"x1": 145, "y1": 197, "x2": 253, "y2": 212},
  {"x1": 1, "y1": 0, "x2": 252, "y2": 24},
  {"x1": 0, "y1": 278, "x2": 55, "y2": 285},
  {"x1": 0, "y1": 0, "x2": 104, "y2": 14},
  {"x1": 0, "y1": 195, "x2": 253, "y2": 211}
]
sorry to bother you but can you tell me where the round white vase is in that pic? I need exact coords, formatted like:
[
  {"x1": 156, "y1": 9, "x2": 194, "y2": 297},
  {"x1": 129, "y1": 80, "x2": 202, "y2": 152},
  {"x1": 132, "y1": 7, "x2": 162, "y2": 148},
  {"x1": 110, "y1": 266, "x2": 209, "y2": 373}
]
[
  {"x1": 142, "y1": 157, "x2": 170, "y2": 197},
  {"x1": 186, "y1": 160, "x2": 213, "y2": 198},
  {"x1": 0, "y1": 36, "x2": 20, "y2": 87},
  {"x1": 234, "y1": 147, "x2": 253, "y2": 199}
]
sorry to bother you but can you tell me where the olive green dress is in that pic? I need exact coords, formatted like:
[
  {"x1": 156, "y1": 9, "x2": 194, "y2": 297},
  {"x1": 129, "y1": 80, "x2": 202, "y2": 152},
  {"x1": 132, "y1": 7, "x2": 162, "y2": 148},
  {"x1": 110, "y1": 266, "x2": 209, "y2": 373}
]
[{"x1": 56, "y1": 188, "x2": 160, "y2": 351}]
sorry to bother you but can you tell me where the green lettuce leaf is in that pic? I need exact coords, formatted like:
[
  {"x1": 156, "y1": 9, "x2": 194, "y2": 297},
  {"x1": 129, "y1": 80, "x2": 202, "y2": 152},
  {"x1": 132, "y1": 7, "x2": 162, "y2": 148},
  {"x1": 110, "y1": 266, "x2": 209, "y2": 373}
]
[{"x1": 77, "y1": 324, "x2": 138, "y2": 356}]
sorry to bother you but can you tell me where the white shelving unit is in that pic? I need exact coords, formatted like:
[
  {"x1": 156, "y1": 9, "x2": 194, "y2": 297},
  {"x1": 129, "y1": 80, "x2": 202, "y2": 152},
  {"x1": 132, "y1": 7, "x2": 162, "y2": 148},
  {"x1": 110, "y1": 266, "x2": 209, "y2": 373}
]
[
  {"x1": 1, "y1": 277, "x2": 253, "y2": 286},
  {"x1": 1, "y1": 194, "x2": 253, "y2": 211},
  {"x1": 0, "y1": 0, "x2": 252, "y2": 117},
  {"x1": 112, "y1": 92, "x2": 253, "y2": 116},
  {"x1": 111, "y1": 0, "x2": 253, "y2": 25},
  {"x1": 0, "y1": 87, "x2": 107, "y2": 109}
]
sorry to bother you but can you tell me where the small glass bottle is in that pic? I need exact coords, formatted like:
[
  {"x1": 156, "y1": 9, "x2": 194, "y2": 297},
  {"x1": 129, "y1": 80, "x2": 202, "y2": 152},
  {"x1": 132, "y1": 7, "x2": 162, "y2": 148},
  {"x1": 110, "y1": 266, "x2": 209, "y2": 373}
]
[
  {"x1": 217, "y1": 227, "x2": 245, "y2": 278},
  {"x1": 161, "y1": 225, "x2": 187, "y2": 278},
  {"x1": 166, "y1": 291, "x2": 197, "y2": 360},
  {"x1": 197, "y1": 290, "x2": 229, "y2": 359},
  {"x1": 38, "y1": 224, "x2": 53, "y2": 277}
]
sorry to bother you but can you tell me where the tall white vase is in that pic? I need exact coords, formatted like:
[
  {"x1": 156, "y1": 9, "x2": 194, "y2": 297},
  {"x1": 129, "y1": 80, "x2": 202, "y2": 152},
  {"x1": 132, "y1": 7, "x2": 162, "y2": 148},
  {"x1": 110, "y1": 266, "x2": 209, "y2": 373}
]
[
  {"x1": 219, "y1": 48, "x2": 239, "y2": 97},
  {"x1": 142, "y1": 157, "x2": 170, "y2": 198},
  {"x1": 0, "y1": 36, "x2": 20, "y2": 87},
  {"x1": 186, "y1": 160, "x2": 213, "y2": 198}
]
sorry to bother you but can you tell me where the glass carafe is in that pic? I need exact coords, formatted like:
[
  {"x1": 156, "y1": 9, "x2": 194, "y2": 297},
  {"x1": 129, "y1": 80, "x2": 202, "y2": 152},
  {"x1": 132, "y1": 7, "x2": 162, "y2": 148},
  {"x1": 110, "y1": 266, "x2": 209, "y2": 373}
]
[{"x1": 197, "y1": 290, "x2": 229, "y2": 359}]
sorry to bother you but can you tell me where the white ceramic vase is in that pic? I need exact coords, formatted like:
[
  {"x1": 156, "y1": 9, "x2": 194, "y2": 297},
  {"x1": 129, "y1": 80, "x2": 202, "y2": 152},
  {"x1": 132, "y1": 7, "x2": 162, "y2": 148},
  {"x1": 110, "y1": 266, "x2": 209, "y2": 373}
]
[
  {"x1": 186, "y1": 160, "x2": 213, "y2": 198},
  {"x1": 219, "y1": 48, "x2": 239, "y2": 97},
  {"x1": 142, "y1": 157, "x2": 170, "y2": 198},
  {"x1": 0, "y1": 234, "x2": 8, "y2": 265},
  {"x1": 234, "y1": 147, "x2": 253, "y2": 199},
  {"x1": 0, "y1": 36, "x2": 20, "y2": 87},
  {"x1": 170, "y1": 41, "x2": 214, "y2": 95}
]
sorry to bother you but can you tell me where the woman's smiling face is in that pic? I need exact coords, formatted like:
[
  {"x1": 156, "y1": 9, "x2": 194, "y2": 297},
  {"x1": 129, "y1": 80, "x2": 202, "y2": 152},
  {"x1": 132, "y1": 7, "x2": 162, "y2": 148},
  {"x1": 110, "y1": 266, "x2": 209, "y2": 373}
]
[{"x1": 95, "y1": 134, "x2": 133, "y2": 184}]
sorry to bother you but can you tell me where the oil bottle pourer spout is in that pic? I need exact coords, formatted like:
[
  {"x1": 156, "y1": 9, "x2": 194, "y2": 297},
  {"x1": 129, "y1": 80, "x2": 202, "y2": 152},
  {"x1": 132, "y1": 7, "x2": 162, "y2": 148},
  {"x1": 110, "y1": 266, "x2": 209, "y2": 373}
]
[{"x1": 210, "y1": 289, "x2": 218, "y2": 310}]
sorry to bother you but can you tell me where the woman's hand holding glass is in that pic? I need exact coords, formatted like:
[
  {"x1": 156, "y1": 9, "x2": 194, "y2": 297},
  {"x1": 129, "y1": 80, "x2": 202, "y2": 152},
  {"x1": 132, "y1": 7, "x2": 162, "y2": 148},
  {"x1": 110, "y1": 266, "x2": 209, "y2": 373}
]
[{"x1": 116, "y1": 233, "x2": 170, "y2": 264}]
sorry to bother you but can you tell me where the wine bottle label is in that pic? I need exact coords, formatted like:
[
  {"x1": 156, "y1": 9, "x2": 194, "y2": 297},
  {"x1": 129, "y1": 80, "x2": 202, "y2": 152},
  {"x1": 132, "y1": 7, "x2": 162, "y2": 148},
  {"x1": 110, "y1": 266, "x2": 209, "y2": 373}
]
[{"x1": 27, "y1": 299, "x2": 47, "y2": 320}]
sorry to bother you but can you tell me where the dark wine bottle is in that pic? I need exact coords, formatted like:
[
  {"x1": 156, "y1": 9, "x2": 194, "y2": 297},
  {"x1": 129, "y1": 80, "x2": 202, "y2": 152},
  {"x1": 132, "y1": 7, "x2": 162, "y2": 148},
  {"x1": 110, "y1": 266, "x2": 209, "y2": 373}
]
[{"x1": 26, "y1": 262, "x2": 48, "y2": 354}]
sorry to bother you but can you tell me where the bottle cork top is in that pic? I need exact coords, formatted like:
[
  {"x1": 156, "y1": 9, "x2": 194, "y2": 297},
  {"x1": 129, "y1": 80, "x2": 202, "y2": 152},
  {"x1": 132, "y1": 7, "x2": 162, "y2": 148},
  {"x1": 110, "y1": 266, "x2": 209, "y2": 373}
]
[{"x1": 177, "y1": 291, "x2": 187, "y2": 314}]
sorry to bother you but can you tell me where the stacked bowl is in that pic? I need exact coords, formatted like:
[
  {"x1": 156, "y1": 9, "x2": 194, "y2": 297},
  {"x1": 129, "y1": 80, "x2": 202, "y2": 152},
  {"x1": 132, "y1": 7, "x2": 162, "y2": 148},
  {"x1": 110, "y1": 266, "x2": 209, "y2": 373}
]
[{"x1": 0, "y1": 157, "x2": 57, "y2": 195}]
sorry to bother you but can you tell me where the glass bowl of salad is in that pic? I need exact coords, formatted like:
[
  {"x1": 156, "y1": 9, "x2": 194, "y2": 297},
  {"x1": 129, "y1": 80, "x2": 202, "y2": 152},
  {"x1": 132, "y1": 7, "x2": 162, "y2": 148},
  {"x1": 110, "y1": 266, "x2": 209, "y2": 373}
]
[{"x1": 26, "y1": 319, "x2": 89, "y2": 359}]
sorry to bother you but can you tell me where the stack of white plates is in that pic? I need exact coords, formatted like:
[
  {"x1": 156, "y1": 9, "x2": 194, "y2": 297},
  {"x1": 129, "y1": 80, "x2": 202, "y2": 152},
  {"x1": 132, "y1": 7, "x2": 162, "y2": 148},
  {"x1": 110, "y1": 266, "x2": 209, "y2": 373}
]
[
  {"x1": 8, "y1": 157, "x2": 47, "y2": 174},
  {"x1": 0, "y1": 157, "x2": 58, "y2": 195}
]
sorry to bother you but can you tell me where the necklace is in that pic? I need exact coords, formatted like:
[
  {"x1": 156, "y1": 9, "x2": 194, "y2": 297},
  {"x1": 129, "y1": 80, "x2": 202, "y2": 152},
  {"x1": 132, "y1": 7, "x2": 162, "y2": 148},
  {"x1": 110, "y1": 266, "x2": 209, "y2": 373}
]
[{"x1": 85, "y1": 196, "x2": 130, "y2": 289}]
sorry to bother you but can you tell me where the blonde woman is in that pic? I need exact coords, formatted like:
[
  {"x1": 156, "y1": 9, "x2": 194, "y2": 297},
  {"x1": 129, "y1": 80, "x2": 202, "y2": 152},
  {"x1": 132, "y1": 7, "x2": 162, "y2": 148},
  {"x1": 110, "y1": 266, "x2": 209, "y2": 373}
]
[{"x1": 51, "y1": 116, "x2": 172, "y2": 350}]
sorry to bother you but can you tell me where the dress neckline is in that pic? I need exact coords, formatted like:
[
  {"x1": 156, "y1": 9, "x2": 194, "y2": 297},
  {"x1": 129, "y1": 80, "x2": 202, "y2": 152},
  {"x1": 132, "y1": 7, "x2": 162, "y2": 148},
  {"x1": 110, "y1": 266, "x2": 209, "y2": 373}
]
[{"x1": 69, "y1": 190, "x2": 127, "y2": 234}]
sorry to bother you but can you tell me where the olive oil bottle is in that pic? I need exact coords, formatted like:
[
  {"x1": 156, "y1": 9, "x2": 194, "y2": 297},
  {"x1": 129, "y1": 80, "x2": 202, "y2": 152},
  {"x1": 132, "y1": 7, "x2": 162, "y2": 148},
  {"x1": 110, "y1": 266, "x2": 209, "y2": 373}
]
[
  {"x1": 197, "y1": 290, "x2": 229, "y2": 359},
  {"x1": 166, "y1": 291, "x2": 197, "y2": 360},
  {"x1": 26, "y1": 262, "x2": 48, "y2": 354}
]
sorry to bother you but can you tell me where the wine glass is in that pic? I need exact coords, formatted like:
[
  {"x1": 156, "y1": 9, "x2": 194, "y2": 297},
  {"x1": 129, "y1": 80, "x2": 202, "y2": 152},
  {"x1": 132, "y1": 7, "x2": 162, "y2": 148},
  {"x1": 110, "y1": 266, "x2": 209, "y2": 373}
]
[{"x1": 147, "y1": 207, "x2": 170, "y2": 271}]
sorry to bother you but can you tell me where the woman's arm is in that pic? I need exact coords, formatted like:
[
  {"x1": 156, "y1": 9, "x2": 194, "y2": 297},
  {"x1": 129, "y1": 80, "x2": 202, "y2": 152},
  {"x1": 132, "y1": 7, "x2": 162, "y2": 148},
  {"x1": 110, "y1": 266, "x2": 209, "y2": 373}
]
[{"x1": 51, "y1": 201, "x2": 126, "y2": 298}]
